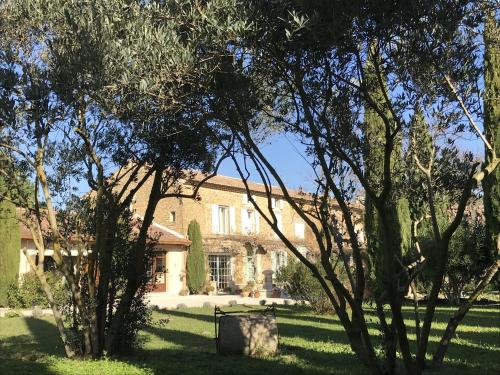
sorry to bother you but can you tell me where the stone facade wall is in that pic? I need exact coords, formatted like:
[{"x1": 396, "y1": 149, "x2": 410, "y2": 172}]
[{"x1": 132, "y1": 176, "x2": 323, "y2": 295}]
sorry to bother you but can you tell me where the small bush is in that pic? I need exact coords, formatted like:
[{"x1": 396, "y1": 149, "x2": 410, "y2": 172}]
[
  {"x1": 203, "y1": 283, "x2": 215, "y2": 294},
  {"x1": 275, "y1": 260, "x2": 334, "y2": 314},
  {"x1": 19, "y1": 272, "x2": 48, "y2": 307},
  {"x1": 6, "y1": 282, "x2": 24, "y2": 309},
  {"x1": 114, "y1": 287, "x2": 152, "y2": 354},
  {"x1": 6, "y1": 271, "x2": 70, "y2": 309},
  {"x1": 4, "y1": 310, "x2": 21, "y2": 318}
]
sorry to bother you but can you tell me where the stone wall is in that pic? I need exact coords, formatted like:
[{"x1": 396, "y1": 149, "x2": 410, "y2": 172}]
[{"x1": 131, "y1": 174, "x2": 325, "y2": 294}]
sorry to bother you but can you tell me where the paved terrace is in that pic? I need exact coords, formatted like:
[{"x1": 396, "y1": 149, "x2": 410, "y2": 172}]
[
  {"x1": 146, "y1": 294, "x2": 293, "y2": 309},
  {"x1": 0, "y1": 295, "x2": 296, "y2": 317}
]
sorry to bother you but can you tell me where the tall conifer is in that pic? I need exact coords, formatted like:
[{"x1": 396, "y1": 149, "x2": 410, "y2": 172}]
[
  {"x1": 186, "y1": 220, "x2": 205, "y2": 294},
  {"x1": 0, "y1": 180, "x2": 20, "y2": 306},
  {"x1": 483, "y1": 8, "x2": 499, "y2": 254},
  {"x1": 363, "y1": 57, "x2": 411, "y2": 292}
]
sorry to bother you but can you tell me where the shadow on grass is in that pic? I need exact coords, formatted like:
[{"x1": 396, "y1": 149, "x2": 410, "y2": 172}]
[
  {"x1": 0, "y1": 358, "x2": 58, "y2": 375},
  {"x1": 25, "y1": 317, "x2": 65, "y2": 356},
  {"x1": 1, "y1": 306, "x2": 497, "y2": 375},
  {"x1": 0, "y1": 317, "x2": 62, "y2": 375},
  {"x1": 0, "y1": 317, "x2": 62, "y2": 358},
  {"x1": 139, "y1": 318, "x2": 357, "y2": 375}
]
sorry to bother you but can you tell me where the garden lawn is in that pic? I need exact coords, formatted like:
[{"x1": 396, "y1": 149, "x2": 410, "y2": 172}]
[{"x1": 0, "y1": 305, "x2": 498, "y2": 375}]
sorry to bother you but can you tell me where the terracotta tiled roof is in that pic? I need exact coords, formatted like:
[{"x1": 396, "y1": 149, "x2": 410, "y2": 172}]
[
  {"x1": 19, "y1": 216, "x2": 190, "y2": 247},
  {"x1": 137, "y1": 216, "x2": 191, "y2": 246},
  {"x1": 188, "y1": 171, "x2": 363, "y2": 212},
  {"x1": 188, "y1": 172, "x2": 309, "y2": 200}
]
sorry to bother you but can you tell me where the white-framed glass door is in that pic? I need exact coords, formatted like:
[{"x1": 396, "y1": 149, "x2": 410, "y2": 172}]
[{"x1": 208, "y1": 254, "x2": 231, "y2": 290}]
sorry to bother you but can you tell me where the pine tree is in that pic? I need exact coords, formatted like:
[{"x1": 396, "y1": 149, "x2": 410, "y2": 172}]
[
  {"x1": 0, "y1": 182, "x2": 20, "y2": 306},
  {"x1": 483, "y1": 8, "x2": 499, "y2": 255},
  {"x1": 186, "y1": 220, "x2": 205, "y2": 294}
]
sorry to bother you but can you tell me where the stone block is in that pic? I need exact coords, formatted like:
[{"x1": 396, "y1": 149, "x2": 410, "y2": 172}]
[{"x1": 217, "y1": 314, "x2": 278, "y2": 356}]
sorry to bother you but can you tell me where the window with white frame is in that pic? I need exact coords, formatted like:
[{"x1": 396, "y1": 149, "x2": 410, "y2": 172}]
[
  {"x1": 273, "y1": 212, "x2": 283, "y2": 238},
  {"x1": 208, "y1": 254, "x2": 232, "y2": 289},
  {"x1": 294, "y1": 222, "x2": 305, "y2": 239},
  {"x1": 271, "y1": 198, "x2": 285, "y2": 210},
  {"x1": 220, "y1": 206, "x2": 230, "y2": 234},
  {"x1": 241, "y1": 208, "x2": 258, "y2": 234},
  {"x1": 271, "y1": 250, "x2": 288, "y2": 276},
  {"x1": 214, "y1": 205, "x2": 229, "y2": 234},
  {"x1": 212, "y1": 204, "x2": 235, "y2": 234},
  {"x1": 245, "y1": 248, "x2": 256, "y2": 281}
]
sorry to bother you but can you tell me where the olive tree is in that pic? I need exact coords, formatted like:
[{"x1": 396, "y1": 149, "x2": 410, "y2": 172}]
[
  {"x1": 0, "y1": 0, "x2": 237, "y2": 357},
  {"x1": 204, "y1": 1, "x2": 498, "y2": 374}
]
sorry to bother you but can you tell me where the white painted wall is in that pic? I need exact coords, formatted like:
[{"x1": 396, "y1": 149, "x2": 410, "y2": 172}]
[{"x1": 166, "y1": 247, "x2": 186, "y2": 296}]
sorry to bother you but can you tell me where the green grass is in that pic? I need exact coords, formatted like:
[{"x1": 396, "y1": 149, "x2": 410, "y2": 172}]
[{"x1": 0, "y1": 305, "x2": 498, "y2": 374}]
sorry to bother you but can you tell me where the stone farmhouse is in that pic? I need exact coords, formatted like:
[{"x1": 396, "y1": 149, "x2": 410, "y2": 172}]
[
  {"x1": 16, "y1": 170, "x2": 363, "y2": 298},
  {"x1": 131, "y1": 172, "x2": 323, "y2": 297}
]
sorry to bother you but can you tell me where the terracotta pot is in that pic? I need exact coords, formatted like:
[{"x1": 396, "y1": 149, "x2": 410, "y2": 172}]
[{"x1": 254, "y1": 290, "x2": 260, "y2": 298}]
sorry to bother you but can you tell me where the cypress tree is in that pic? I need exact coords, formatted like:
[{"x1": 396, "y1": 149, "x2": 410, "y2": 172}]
[
  {"x1": 407, "y1": 106, "x2": 434, "y2": 219},
  {"x1": 364, "y1": 58, "x2": 387, "y2": 265},
  {"x1": 483, "y1": 8, "x2": 499, "y2": 255},
  {"x1": 0, "y1": 181, "x2": 20, "y2": 306},
  {"x1": 363, "y1": 58, "x2": 411, "y2": 291},
  {"x1": 186, "y1": 219, "x2": 205, "y2": 294}
]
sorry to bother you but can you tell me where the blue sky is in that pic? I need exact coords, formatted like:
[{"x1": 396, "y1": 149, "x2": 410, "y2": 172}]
[
  {"x1": 216, "y1": 132, "x2": 485, "y2": 194},
  {"x1": 72, "y1": 126, "x2": 485, "y2": 197},
  {"x1": 217, "y1": 133, "x2": 317, "y2": 192}
]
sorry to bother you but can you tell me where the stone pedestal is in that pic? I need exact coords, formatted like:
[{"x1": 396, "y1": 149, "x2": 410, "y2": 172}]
[{"x1": 217, "y1": 314, "x2": 278, "y2": 356}]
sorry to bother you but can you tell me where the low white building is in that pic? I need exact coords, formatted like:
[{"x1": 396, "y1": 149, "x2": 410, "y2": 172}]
[{"x1": 18, "y1": 220, "x2": 191, "y2": 296}]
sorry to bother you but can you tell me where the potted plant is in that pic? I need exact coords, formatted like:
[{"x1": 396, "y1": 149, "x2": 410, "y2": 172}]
[
  {"x1": 272, "y1": 287, "x2": 282, "y2": 298},
  {"x1": 205, "y1": 284, "x2": 216, "y2": 296},
  {"x1": 203, "y1": 281, "x2": 217, "y2": 296},
  {"x1": 240, "y1": 281, "x2": 255, "y2": 297}
]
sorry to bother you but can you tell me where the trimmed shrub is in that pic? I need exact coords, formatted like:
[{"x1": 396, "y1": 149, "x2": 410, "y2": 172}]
[
  {"x1": 276, "y1": 260, "x2": 334, "y2": 314},
  {"x1": 0, "y1": 199, "x2": 20, "y2": 306},
  {"x1": 186, "y1": 220, "x2": 205, "y2": 294},
  {"x1": 4, "y1": 310, "x2": 21, "y2": 318}
]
